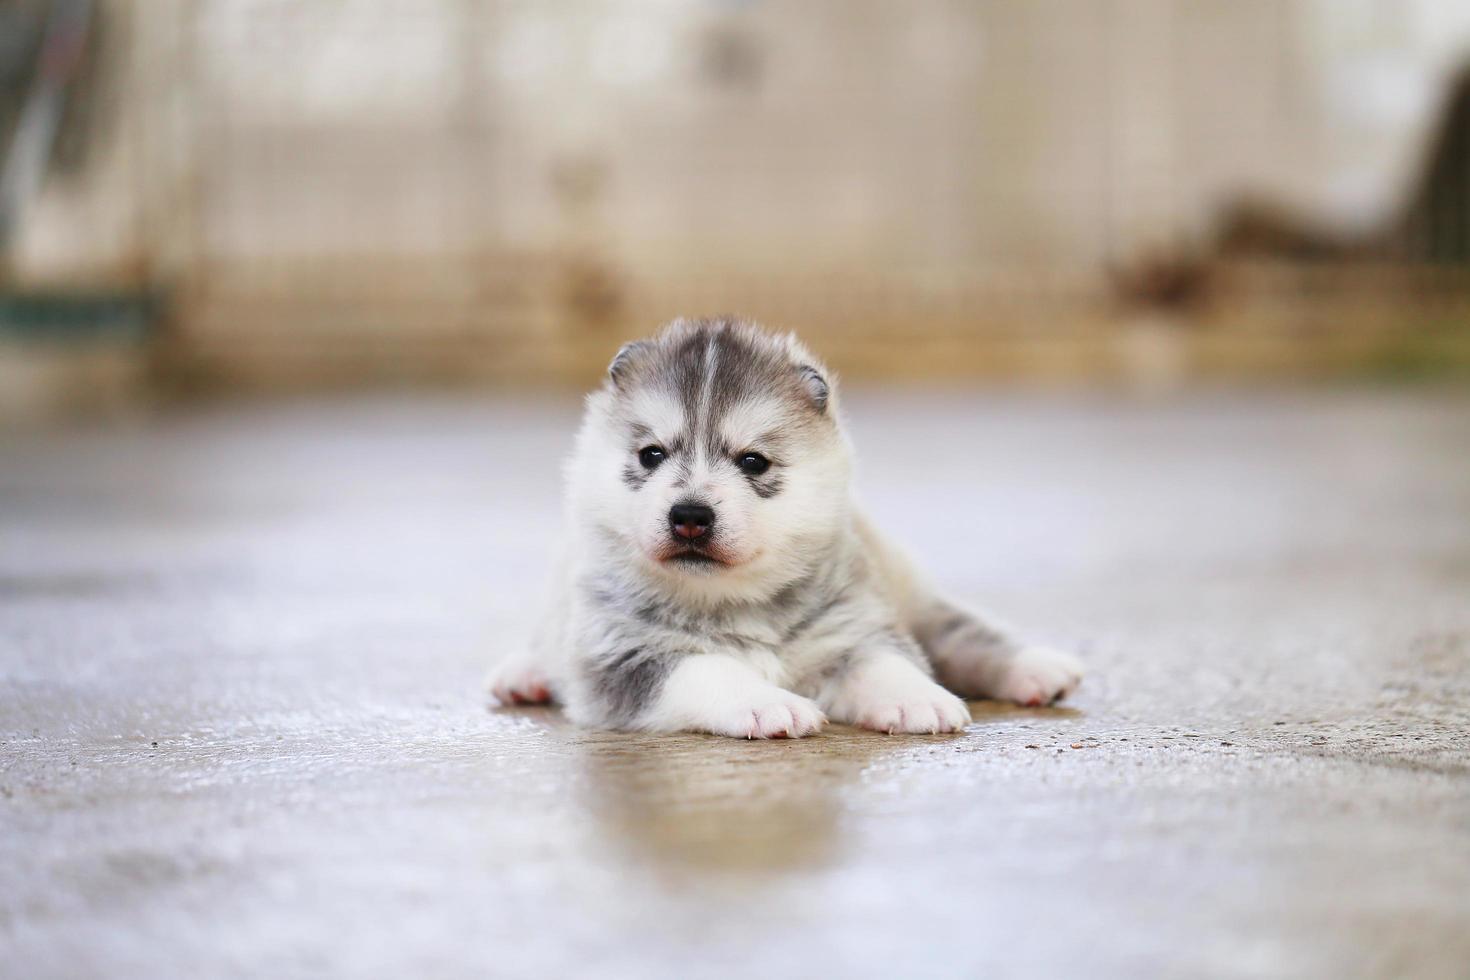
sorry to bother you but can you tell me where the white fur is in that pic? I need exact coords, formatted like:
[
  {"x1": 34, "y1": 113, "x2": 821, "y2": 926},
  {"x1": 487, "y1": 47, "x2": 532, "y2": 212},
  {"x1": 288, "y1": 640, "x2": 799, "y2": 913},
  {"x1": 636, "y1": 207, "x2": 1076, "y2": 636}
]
[{"x1": 639, "y1": 654, "x2": 827, "y2": 738}]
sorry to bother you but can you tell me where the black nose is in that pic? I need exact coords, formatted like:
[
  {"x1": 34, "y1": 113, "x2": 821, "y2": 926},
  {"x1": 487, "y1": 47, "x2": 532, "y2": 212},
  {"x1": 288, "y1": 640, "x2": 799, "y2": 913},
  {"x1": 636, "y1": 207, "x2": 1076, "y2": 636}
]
[{"x1": 668, "y1": 503, "x2": 715, "y2": 541}]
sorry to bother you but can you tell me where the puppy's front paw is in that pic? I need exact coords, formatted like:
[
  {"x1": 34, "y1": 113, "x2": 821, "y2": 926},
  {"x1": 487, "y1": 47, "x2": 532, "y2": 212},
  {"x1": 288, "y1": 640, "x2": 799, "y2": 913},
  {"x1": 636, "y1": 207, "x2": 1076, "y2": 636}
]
[
  {"x1": 701, "y1": 691, "x2": 827, "y2": 740},
  {"x1": 644, "y1": 655, "x2": 826, "y2": 739},
  {"x1": 992, "y1": 646, "x2": 1084, "y2": 707},
  {"x1": 825, "y1": 654, "x2": 972, "y2": 734},
  {"x1": 852, "y1": 690, "x2": 971, "y2": 734},
  {"x1": 487, "y1": 658, "x2": 554, "y2": 706}
]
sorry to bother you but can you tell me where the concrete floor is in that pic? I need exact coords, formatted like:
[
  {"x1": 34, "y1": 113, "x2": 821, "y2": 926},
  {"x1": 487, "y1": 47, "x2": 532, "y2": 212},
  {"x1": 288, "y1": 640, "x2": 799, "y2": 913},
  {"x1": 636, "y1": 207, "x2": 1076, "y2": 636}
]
[{"x1": 2, "y1": 389, "x2": 1469, "y2": 979}]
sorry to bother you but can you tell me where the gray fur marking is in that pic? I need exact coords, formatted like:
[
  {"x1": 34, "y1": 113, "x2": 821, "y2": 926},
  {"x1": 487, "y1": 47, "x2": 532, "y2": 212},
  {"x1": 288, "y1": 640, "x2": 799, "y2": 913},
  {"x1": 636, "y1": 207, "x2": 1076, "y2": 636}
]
[
  {"x1": 749, "y1": 472, "x2": 785, "y2": 498},
  {"x1": 587, "y1": 647, "x2": 673, "y2": 727},
  {"x1": 652, "y1": 318, "x2": 827, "y2": 461},
  {"x1": 621, "y1": 463, "x2": 650, "y2": 490},
  {"x1": 916, "y1": 600, "x2": 1013, "y2": 656},
  {"x1": 783, "y1": 592, "x2": 842, "y2": 642}
]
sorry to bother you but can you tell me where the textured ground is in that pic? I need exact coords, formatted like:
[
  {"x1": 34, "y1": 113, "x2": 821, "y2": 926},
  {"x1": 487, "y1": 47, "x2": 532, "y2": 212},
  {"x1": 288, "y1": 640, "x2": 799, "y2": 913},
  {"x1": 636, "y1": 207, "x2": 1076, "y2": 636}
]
[{"x1": 2, "y1": 389, "x2": 1469, "y2": 979}]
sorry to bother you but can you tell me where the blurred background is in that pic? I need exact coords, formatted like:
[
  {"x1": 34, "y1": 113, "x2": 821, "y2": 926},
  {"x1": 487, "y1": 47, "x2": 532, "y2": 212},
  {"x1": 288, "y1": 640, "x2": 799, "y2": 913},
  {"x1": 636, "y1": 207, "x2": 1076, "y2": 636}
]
[{"x1": 4, "y1": 0, "x2": 1470, "y2": 418}]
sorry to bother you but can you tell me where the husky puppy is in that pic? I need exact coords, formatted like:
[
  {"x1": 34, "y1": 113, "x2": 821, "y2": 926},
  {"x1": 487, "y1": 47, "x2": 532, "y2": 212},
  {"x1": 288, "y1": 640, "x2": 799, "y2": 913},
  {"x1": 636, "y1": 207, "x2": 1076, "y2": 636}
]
[{"x1": 489, "y1": 317, "x2": 1082, "y2": 737}]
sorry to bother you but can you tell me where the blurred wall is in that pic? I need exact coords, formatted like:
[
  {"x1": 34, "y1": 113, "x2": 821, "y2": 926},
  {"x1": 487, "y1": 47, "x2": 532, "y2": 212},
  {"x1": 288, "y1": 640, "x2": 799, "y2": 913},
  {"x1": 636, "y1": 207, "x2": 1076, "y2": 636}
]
[{"x1": 7, "y1": 0, "x2": 1470, "y2": 387}]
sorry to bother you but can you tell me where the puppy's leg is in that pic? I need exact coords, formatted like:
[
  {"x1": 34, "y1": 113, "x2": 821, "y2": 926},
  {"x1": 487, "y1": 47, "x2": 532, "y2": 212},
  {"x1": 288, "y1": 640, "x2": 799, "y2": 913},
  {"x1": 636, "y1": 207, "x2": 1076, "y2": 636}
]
[
  {"x1": 488, "y1": 623, "x2": 559, "y2": 705},
  {"x1": 912, "y1": 598, "x2": 1084, "y2": 707},
  {"x1": 815, "y1": 641, "x2": 971, "y2": 735},
  {"x1": 587, "y1": 650, "x2": 826, "y2": 739},
  {"x1": 855, "y1": 511, "x2": 1083, "y2": 707},
  {"x1": 488, "y1": 552, "x2": 569, "y2": 706}
]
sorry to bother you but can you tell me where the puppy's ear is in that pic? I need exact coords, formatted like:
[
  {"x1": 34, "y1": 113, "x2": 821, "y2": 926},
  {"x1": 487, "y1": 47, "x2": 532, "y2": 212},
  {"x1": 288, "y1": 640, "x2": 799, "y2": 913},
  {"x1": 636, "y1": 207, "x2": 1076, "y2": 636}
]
[
  {"x1": 607, "y1": 341, "x2": 649, "y2": 388},
  {"x1": 797, "y1": 364, "x2": 830, "y2": 413}
]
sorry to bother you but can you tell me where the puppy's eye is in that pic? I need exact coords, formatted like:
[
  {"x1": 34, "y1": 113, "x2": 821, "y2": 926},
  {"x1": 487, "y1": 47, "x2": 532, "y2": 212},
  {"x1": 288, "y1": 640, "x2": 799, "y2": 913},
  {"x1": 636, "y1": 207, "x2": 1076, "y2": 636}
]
[
  {"x1": 638, "y1": 446, "x2": 666, "y2": 470},
  {"x1": 737, "y1": 452, "x2": 770, "y2": 476}
]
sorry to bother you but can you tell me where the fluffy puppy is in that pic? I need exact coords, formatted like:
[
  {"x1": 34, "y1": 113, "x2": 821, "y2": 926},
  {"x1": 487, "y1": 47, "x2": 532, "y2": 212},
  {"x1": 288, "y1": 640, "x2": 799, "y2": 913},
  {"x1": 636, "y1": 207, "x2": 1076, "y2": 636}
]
[{"x1": 489, "y1": 317, "x2": 1082, "y2": 737}]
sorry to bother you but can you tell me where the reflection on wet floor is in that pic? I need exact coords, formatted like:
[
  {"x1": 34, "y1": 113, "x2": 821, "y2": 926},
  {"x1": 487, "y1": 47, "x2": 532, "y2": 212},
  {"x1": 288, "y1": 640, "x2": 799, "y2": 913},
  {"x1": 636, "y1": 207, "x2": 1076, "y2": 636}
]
[{"x1": 571, "y1": 701, "x2": 1090, "y2": 876}]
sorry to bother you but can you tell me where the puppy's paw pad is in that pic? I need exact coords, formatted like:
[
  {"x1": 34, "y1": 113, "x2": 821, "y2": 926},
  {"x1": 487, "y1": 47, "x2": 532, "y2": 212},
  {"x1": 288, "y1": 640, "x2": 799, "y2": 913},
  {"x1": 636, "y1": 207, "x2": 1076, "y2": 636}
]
[
  {"x1": 994, "y1": 646, "x2": 1084, "y2": 707},
  {"x1": 487, "y1": 660, "x2": 554, "y2": 706}
]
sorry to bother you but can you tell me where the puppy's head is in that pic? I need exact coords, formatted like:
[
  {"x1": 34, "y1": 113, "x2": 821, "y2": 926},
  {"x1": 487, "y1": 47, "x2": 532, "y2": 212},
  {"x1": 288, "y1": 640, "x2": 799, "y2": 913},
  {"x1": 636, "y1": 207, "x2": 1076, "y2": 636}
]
[{"x1": 571, "y1": 317, "x2": 850, "y2": 602}]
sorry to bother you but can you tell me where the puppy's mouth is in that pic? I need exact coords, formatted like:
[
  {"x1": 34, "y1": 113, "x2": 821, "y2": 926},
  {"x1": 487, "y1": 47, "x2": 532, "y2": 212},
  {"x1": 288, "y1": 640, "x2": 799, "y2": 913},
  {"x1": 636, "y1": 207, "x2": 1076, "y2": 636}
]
[
  {"x1": 668, "y1": 550, "x2": 722, "y2": 564},
  {"x1": 655, "y1": 544, "x2": 733, "y2": 569}
]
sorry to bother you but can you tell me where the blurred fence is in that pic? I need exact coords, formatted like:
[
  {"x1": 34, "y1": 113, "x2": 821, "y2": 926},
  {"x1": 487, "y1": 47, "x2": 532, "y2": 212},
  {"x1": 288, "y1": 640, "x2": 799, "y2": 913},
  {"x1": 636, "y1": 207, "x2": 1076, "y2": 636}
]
[{"x1": 6, "y1": 0, "x2": 1470, "y2": 387}]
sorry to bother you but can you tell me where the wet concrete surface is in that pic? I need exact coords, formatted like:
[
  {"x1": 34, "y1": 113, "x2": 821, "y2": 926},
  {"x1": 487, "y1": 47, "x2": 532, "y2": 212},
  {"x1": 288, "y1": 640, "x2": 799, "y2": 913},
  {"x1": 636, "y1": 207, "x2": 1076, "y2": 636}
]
[{"x1": 2, "y1": 389, "x2": 1469, "y2": 979}]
